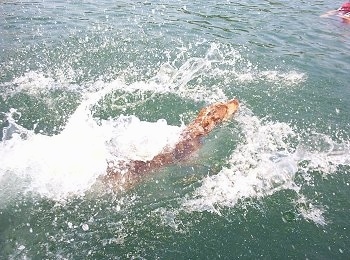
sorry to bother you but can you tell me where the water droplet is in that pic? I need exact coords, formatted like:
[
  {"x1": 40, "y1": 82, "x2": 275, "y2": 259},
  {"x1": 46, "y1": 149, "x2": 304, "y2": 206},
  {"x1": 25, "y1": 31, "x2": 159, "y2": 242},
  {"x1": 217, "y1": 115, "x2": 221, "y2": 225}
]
[{"x1": 82, "y1": 223, "x2": 89, "y2": 231}]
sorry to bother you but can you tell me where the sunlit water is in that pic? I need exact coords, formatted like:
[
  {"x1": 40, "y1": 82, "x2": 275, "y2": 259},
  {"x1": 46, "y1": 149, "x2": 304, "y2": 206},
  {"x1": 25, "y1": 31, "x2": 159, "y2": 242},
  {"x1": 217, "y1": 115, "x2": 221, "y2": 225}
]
[{"x1": 1, "y1": 0, "x2": 350, "y2": 259}]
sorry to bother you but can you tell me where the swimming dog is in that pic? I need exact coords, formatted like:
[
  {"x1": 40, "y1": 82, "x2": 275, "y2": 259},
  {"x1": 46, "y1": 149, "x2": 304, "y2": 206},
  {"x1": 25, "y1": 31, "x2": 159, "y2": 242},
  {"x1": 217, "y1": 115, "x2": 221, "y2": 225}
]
[{"x1": 105, "y1": 99, "x2": 239, "y2": 189}]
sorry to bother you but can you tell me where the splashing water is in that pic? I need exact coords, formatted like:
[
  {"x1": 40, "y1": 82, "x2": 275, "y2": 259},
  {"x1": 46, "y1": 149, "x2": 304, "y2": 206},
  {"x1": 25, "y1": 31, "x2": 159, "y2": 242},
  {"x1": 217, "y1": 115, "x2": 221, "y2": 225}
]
[
  {"x1": 0, "y1": 43, "x2": 239, "y2": 203},
  {"x1": 183, "y1": 107, "x2": 299, "y2": 212},
  {"x1": 0, "y1": 80, "x2": 184, "y2": 201},
  {"x1": 182, "y1": 105, "x2": 350, "y2": 225},
  {"x1": 0, "y1": 44, "x2": 341, "y2": 217},
  {"x1": 0, "y1": 101, "x2": 108, "y2": 200}
]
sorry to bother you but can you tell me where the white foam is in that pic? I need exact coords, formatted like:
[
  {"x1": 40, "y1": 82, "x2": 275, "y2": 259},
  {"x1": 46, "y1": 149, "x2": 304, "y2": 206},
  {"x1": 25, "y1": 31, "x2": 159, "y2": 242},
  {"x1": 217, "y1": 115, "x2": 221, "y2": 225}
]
[
  {"x1": 0, "y1": 84, "x2": 184, "y2": 201},
  {"x1": 235, "y1": 70, "x2": 306, "y2": 86},
  {"x1": 294, "y1": 196, "x2": 327, "y2": 226},
  {"x1": 0, "y1": 43, "x2": 305, "y2": 103},
  {"x1": 295, "y1": 133, "x2": 350, "y2": 174},
  {"x1": 1, "y1": 45, "x2": 232, "y2": 201},
  {"x1": 0, "y1": 107, "x2": 108, "y2": 200},
  {"x1": 0, "y1": 71, "x2": 81, "y2": 98},
  {"x1": 104, "y1": 116, "x2": 183, "y2": 161},
  {"x1": 182, "y1": 106, "x2": 349, "y2": 225},
  {"x1": 0, "y1": 43, "x2": 339, "y2": 222},
  {"x1": 183, "y1": 108, "x2": 299, "y2": 212},
  {"x1": 259, "y1": 70, "x2": 306, "y2": 85}
]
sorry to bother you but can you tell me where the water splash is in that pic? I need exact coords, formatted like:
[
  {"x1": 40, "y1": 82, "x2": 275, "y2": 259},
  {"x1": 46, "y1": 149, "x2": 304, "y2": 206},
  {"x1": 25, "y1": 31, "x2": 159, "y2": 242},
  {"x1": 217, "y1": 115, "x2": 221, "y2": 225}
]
[
  {"x1": 182, "y1": 107, "x2": 299, "y2": 212},
  {"x1": 294, "y1": 195, "x2": 327, "y2": 226},
  {"x1": 104, "y1": 115, "x2": 183, "y2": 161},
  {"x1": 182, "y1": 106, "x2": 349, "y2": 226},
  {"x1": 0, "y1": 106, "x2": 108, "y2": 200},
  {"x1": 0, "y1": 80, "x2": 185, "y2": 201},
  {"x1": 0, "y1": 43, "x2": 342, "y2": 215},
  {"x1": 0, "y1": 43, "x2": 239, "y2": 203}
]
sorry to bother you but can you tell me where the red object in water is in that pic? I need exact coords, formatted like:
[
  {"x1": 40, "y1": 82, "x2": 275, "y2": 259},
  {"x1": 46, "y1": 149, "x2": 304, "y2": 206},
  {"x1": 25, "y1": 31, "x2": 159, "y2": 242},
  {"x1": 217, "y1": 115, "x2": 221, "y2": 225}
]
[{"x1": 339, "y1": 2, "x2": 350, "y2": 13}]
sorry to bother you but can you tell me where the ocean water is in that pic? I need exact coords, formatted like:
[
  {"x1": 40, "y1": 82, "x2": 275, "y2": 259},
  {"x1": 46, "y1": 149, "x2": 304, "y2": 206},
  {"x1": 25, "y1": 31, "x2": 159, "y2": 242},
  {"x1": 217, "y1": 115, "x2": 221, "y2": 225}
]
[{"x1": 0, "y1": 0, "x2": 349, "y2": 259}]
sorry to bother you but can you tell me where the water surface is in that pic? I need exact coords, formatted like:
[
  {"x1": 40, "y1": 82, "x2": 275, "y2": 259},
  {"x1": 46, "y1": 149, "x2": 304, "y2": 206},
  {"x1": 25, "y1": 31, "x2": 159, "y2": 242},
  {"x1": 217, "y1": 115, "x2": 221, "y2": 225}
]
[{"x1": 1, "y1": 0, "x2": 349, "y2": 259}]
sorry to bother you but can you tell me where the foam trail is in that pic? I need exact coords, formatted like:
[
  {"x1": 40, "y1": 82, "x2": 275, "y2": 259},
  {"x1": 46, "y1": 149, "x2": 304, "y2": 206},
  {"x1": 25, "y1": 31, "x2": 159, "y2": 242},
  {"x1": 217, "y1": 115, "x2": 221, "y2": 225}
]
[
  {"x1": 0, "y1": 105, "x2": 109, "y2": 200},
  {"x1": 0, "y1": 81, "x2": 183, "y2": 201}
]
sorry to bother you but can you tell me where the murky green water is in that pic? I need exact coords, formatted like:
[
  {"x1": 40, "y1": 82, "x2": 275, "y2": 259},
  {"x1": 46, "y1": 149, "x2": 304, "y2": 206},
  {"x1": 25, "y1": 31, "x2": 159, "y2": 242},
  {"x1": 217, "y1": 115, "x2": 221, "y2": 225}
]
[{"x1": 1, "y1": 0, "x2": 349, "y2": 259}]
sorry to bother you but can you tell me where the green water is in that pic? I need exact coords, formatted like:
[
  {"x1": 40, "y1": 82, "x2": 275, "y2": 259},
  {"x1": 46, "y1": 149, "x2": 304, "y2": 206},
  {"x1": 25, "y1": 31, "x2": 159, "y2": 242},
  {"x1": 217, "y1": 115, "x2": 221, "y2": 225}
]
[{"x1": 1, "y1": 0, "x2": 350, "y2": 259}]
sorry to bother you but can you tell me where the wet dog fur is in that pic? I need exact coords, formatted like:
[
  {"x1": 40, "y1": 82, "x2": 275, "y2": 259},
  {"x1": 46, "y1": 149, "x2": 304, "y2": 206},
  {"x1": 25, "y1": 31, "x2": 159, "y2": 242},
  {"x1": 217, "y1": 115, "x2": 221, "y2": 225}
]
[{"x1": 104, "y1": 99, "x2": 239, "y2": 189}]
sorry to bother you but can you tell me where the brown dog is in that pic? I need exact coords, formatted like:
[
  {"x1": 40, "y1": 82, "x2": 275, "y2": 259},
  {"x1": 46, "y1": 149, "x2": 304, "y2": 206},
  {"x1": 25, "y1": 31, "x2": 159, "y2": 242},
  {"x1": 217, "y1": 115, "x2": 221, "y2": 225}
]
[{"x1": 105, "y1": 99, "x2": 239, "y2": 189}]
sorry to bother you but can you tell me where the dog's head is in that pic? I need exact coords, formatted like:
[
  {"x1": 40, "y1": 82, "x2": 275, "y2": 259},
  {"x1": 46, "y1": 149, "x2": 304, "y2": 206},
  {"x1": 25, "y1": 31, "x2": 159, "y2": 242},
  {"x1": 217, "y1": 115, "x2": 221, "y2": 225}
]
[{"x1": 194, "y1": 99, "x2": 239, "y2": 134}]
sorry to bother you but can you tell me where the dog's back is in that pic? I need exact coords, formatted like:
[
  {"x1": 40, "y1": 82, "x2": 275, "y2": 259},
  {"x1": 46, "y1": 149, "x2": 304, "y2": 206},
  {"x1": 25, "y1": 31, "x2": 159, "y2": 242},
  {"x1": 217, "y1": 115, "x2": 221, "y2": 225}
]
[{"x1": 105, "y1": 99, "x2": 239, "y2": 189}]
